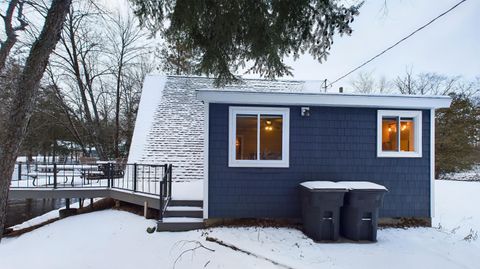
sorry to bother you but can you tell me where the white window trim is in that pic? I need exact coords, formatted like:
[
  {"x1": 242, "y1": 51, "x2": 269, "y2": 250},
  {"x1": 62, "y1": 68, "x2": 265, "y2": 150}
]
[
  {"x1": 229, "y1": 106, "x2": 290, "y2": 168},
  {"x1": 377, "y1": 110, "x2": 422, "y2": 158}
]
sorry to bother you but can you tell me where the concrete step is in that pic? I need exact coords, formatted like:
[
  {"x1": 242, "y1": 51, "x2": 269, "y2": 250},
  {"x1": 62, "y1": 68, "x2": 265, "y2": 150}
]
[
  {"x1": 164, "y1": 206, "x2": 203, "y2": 218},
  {"x1": 157, "y1": 217, "x2": 204, "y2": 232},
  {"x1": 168, "y1": 200, "x2": 203, "y2": 207}
]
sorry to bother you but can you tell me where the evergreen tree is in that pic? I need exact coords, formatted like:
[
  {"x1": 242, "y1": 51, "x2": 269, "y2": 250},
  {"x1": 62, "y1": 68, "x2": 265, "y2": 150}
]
[
  {"x1": 436, "y1": 93, "x2": 480, "y2": 176},
  {"x1": 130, "y1": 0, "x2": 362, "y2": 85}
]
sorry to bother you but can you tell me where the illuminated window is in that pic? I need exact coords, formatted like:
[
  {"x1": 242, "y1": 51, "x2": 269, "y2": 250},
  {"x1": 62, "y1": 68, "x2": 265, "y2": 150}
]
[
  {"x1": 377, "y1": 110, "x2": 422, "y2": 158},
  {"x1": 229, "y1": 107, "x2": 289, "y2": 167}
]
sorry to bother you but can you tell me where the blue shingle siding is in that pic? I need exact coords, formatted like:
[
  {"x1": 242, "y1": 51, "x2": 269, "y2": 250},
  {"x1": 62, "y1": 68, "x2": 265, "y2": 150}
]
[{"x1": 208, "y1": 104, "x2": 431, "y2": 219}]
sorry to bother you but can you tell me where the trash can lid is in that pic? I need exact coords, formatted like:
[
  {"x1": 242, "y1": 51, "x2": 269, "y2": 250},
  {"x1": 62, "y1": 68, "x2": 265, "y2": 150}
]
[
  {"x1": 337, "y1": 181, "x2": 388, "y2": 191},
  {"x1": 300, "y1": 181, "x2": 349, "y2": 191}
]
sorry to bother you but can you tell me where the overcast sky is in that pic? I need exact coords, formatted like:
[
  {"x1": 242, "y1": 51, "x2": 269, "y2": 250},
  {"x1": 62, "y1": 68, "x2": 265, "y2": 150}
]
[
  {"x1": 273, "y1": 0, "x2": 480, "y2": 87},
  {"x1": 101, "y1": 0, "x2": 480, "y2": 88}
]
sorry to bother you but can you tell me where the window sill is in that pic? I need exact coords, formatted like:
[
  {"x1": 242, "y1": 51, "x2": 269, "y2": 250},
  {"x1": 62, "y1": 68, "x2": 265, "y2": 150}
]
[
  {"x1": 228, "y1": 160, "x2": 289, "y2": 168},
  {"x1": 377, "y1": 151, "x2": 422, "y2": 158}
]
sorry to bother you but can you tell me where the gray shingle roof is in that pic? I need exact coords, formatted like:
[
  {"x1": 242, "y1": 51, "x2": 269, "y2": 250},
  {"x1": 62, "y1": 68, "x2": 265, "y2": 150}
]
[{"x1": 129, "y1": 75, "x2": 307, "y2": 182}]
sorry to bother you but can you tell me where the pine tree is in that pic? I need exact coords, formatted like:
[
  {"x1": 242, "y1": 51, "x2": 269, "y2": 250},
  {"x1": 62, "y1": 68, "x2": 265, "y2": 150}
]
[
  {"x1": 130, "y1": 0, "x2": 362, "y2": 85},
  {"x1": 436, "y1": 93, "x2": 480, "y2": 176}
]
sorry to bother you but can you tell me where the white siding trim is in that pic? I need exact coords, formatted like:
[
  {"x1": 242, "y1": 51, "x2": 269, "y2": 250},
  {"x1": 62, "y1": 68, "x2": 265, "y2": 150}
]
[
  {"x1": 430, "y1": 109, "x2": 435, "y2": 218},
  {"x1": 203, "y1": 102, "x2": 209, "y2": 219},
  {"x1": 197, "y1": 90, "x2": 452, "y2": 109},
  {"x1": 377, "y1": 110, "x2": 423, "y2": 158},
  {"x1": 228, "y1": 106, "x2": 290, "y2": 168}
]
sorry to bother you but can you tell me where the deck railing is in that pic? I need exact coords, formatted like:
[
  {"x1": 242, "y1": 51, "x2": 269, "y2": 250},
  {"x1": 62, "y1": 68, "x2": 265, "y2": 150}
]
[
  {"x1": 10, "y1": 162, "x2": 173, "y2": 197},
  {"x1": 11, "y1": 162, "x2": 174, "y2": 222}
]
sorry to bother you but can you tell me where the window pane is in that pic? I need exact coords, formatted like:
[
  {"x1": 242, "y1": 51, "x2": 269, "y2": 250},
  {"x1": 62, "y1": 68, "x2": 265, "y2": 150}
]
[
  {"x1": 260, "y1": 115, "x2": 283, "y2": 160},
  {"x1": 400, "y1": 118, "x2": 415, "y2": 152},
  {"x1": 382, "y1": 117, "x2": 398, "y2": 151},
  {"x1": 236, "y1": 114, "x2": 257, "y2": 160}
]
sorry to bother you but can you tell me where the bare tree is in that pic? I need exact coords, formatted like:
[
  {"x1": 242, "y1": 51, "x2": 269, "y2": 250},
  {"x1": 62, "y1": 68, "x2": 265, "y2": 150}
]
[
  {"x1": 416, "y1": 73, "x2": 458, "y2": 95},
  {"x1": 0, "y1": 0, "x2": 72, "y2": 242},
  {"x1": 394, "y1": 68, "x2": 416, "y2": 94},
  {"x1": 106, "y1": 12, "x2": 149, "y2": 158},
  {"x1": 350, "y1": 71, "x2": 375, "y2": 93},
  {"x1": 455, "y1": 76, "x2": 480, "y2": 98},
  {"x1": 0, "y1": 0, "x2": 28, "y2": 72},
  {"x1": 50, "y1": 0, "x2": 109, "y2": 159},
  {"x1": 44, "y1": 66, "x2": 88, "y2": 155},
  {"x1": 350, "y1": 71, "x2": 391, "y2": 94},
  {"x1": 44, "y1": 3, "x2": 153, "y2": 159},
  {"x1": 394, "y1": 69, "x2": 459, "y2": 96},
  {"x1": 377, "y1": 76, "x2": 390, "y2": 93}
]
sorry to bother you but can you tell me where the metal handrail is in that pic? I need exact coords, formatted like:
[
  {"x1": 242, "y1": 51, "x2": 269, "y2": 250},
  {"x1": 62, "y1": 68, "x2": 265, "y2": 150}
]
[
  {"x1": 11, "y1": 161, "x2": 174, "y2": 223},
  {"x1": 158, "y1": 164, "x2": 173, "y2": 222}
]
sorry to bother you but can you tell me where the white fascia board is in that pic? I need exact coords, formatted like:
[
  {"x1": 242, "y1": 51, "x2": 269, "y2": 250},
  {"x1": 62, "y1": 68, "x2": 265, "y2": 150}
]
[
  {"x1": 196, "y1": 90, "x2": 452, "y2": 109},
  {"x1": 430, "y1": 109, "x2": 435, "y2": 219},
  {"x1": 203, "y1": 102, "x2": 209, "y2": 219}
]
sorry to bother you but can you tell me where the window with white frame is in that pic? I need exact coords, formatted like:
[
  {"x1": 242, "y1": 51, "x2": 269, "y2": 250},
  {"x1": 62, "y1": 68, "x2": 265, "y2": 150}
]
[
  {"x1": 229, "y1": 107, "x2": 290, "y2": 167},
  {"x1": 377, "y1": 110, "x2": 422, "y2": 158}
]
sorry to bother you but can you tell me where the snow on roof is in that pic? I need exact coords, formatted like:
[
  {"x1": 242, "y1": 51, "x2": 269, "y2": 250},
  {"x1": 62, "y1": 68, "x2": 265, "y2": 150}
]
[
  {"x1": 128, "y1": 75, "x2": 306, "y2": 182},
  {"x1": 128, "y1": 75, "x2": 166, "y2": 163}
]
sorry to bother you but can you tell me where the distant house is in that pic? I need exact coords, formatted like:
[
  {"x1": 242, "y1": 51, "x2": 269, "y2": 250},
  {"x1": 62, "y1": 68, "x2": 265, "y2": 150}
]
[{"x1": 128, "y1": 75, "x2": 451, "y2": 230}]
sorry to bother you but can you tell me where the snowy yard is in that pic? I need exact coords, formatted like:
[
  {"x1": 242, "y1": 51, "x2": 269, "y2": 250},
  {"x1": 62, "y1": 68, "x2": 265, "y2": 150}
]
[
  {"x1": 1, "y1": 180, "x2": 479, "y2": 269},
  {"x1": 438, "y1": 165, "x2": 480, "y2": 182}
]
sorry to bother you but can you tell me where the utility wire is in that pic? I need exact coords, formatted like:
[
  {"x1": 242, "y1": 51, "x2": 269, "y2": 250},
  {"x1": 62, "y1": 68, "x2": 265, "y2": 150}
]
[{"x1": 327, "y1": 0, "x2": 468, "y2": 87}]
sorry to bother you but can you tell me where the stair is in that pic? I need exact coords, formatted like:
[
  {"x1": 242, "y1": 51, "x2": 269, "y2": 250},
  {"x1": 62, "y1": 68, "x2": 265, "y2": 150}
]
[
  {"x1": 164, "y1": 206, "x2": 203, "y2": 218},
  {"x1": 157, "y1": 200, "x2": 204, "y2": 231},
  {"x1": 169, "y1": 200, "x2": 203, "y2": 207}
]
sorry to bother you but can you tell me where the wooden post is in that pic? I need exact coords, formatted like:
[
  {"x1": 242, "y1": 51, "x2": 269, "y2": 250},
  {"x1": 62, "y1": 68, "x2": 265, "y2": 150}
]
[
  {"x1": 17, "y1": 162, "x2": 21, "y2": 181},
  {"x1": 53, "y1": 163, "x2": 57, "y2": 189},
  {"x1": 144, "y1": 201, "x2": 148, "y2": 218},
  {"x1": 133, "y1": 163, "x2": 137, "y2": 192}
]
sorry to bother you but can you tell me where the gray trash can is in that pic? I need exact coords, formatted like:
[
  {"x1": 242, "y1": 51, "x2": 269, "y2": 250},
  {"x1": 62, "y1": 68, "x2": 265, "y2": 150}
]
[
  {"x1": 337, "y1": 181, "x2": 388, "y2": 242},
  {"x1": 300, "y1": 181, "x2": 348, "y2": 242}
]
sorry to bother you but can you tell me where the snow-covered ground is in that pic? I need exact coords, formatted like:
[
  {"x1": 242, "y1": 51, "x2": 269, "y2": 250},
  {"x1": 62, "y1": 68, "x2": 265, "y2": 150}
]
[
  {"x1": 1, "y1": 180, "x2": 479, "y2": 269},
  {"x1": 433, "y1": 180, "x2": 480, "y2": 240},
  {"x1": 438, "y1": 165, "x2": 480, "y2": 181},
  {"x1": 173, "y1": 180, "x2": 203, "y2": 200},
  {"x1": 8, "y1": 199, "x2": 99, "y2": 231}
]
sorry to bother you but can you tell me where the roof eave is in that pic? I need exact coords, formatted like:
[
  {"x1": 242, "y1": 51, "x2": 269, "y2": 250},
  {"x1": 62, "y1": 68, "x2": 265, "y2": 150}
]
[{"x1": 196, "y1": 90, "x2": 452, "y2": 109}]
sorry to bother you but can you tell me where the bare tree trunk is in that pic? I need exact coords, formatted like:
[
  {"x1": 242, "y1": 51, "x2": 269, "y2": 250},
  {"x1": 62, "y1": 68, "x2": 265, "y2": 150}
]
[
  {"x1": 114, "y1": 53, "x2": 124, "y2": 158},
  {"x1": 0, "y1": 0, "x2": 71, "y2": 241}
]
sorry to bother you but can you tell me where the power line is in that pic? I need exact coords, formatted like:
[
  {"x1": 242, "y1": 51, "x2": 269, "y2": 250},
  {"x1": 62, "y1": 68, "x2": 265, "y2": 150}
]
[{"x1": 327, "y1": 0, "x2": 468, "y2": 87}]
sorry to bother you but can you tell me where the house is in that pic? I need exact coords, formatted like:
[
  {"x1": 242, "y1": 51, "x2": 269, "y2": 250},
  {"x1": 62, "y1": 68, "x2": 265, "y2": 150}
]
[{"x1": 128, "y1": 75, "x2": 451, "y2": 231}]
